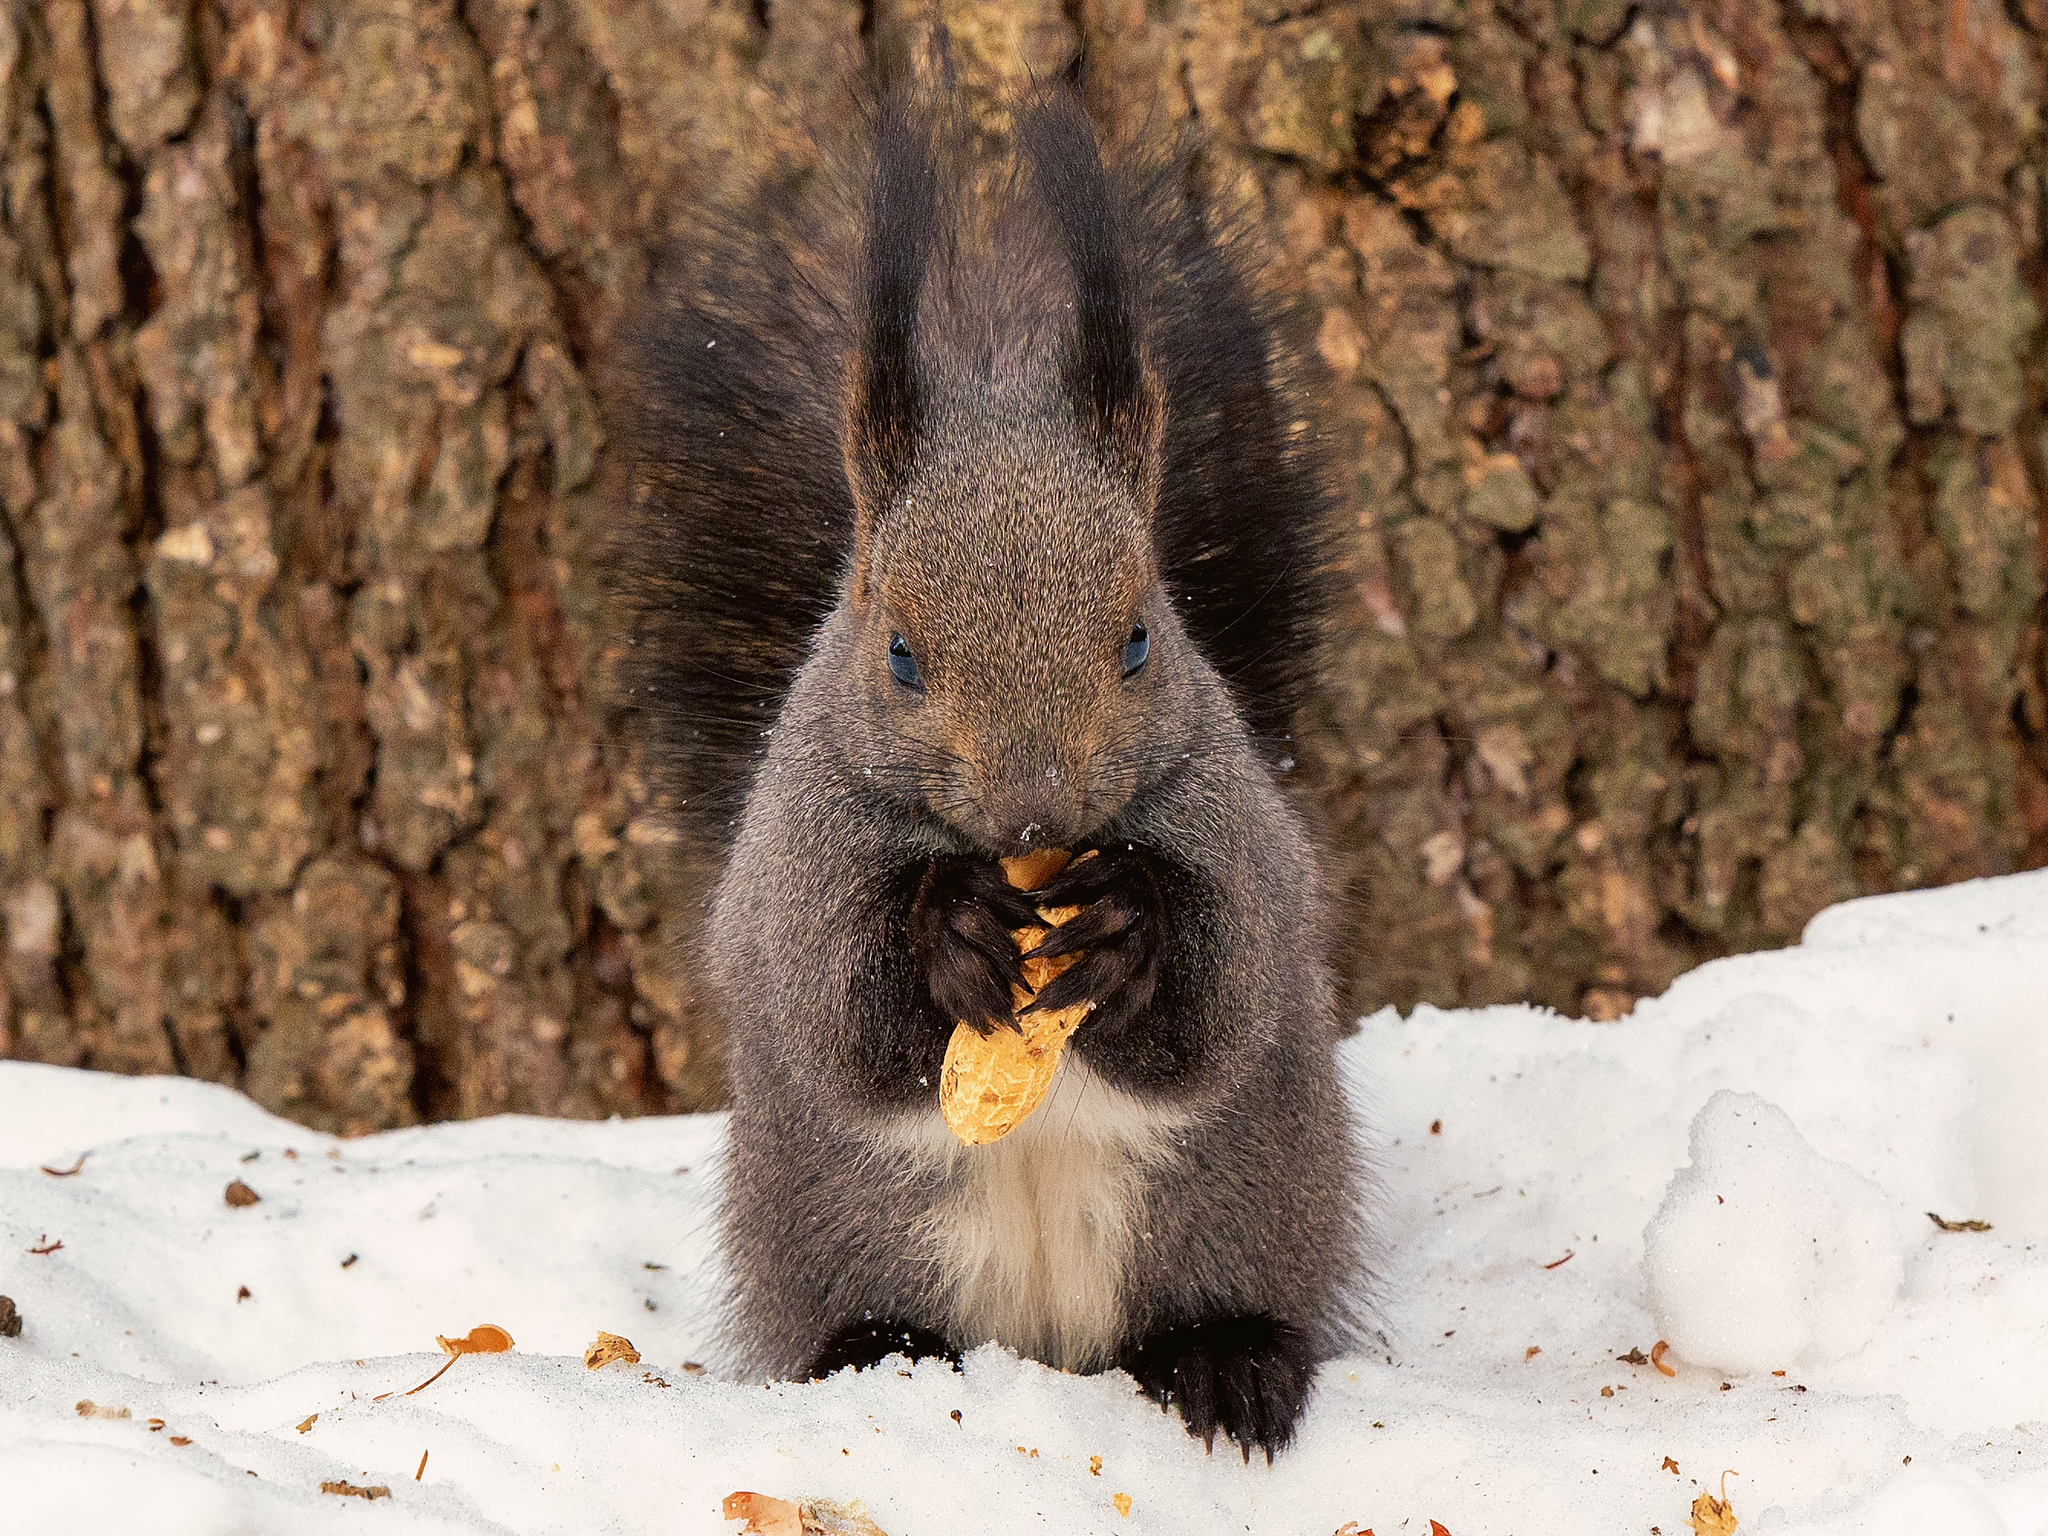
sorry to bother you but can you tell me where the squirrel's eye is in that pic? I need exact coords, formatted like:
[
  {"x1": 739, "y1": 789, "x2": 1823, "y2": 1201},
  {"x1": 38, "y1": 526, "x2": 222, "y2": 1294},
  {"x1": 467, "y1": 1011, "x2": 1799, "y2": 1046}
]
[
  {"x1": 1123, "y1": 622, "x2": 1149, "y2": 678},
  {"x1": 887, "y1": 632, "x2": 923, "y2": 691}
]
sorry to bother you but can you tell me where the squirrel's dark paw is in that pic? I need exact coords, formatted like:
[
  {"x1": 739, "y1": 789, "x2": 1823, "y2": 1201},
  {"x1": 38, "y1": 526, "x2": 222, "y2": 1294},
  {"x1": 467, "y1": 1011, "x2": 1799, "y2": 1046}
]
[
  {"x1": 1119, "y1": 1314, "x2": 1316, "y2": 1464},
  {"x1": 807, "y1": 1318, "x2": 960, "y2": 1380},
  {"x1": 1021, "y1": 842, "x2": 1165, "y2": 1035},
  {"x1": 911, "y1": 857, "x2": 1040, "y2": 1033}
]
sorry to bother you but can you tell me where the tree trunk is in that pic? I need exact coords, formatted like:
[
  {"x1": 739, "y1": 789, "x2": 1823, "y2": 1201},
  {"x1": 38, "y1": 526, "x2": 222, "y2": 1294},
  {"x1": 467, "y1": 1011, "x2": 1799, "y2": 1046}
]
[{"x1": 0, "y1": 0, "x2": 2042, "y2": 1129}]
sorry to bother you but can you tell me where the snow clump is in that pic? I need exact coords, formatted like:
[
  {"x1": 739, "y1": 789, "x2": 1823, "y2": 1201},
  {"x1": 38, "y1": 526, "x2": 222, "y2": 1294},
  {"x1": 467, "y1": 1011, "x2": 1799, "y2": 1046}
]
[{"x1": 1642, "y1": 1088, "x2": 1904, "y2": 1374}]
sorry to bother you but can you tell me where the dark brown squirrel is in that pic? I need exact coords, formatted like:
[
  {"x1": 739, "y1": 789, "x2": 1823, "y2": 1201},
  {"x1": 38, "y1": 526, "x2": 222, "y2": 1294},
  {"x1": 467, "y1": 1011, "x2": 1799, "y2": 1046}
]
[{"x1": 612, "y1": 83, "x2": 1368, "y2": 1462}]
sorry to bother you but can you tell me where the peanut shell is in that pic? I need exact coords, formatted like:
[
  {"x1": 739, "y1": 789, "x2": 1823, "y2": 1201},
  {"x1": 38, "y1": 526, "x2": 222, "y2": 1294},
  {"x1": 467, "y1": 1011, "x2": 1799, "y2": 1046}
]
[{"x1": 937, "y1": 847, "x2": 1096, "y2": 1146}]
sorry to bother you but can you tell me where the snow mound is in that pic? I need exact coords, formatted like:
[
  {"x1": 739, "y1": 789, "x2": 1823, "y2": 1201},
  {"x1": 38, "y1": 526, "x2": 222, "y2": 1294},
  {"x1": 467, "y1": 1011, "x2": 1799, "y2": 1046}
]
[
  {"x1": 1644, "y1": 1091, "x2": 1904, "y2": 1373},
  {"x1": 1772, "y1": 1463, "x2": 2034, "y2": 1536},
  {"x1": 3, "y1": 867, "x2": 2046, "y2": 1534}
]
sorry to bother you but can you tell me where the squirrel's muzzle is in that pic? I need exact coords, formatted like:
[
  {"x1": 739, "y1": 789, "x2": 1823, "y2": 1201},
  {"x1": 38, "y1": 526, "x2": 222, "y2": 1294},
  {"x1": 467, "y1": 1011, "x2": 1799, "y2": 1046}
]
[{"x1": 959, "y1": 762, "x2": 1096, "y2": 854}]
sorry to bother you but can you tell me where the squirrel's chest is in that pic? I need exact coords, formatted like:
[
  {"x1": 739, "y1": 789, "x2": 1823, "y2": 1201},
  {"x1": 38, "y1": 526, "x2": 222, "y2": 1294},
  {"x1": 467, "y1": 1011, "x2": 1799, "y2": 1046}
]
[{"x1": 881, "y1": 1057, "x2": 1187, "y2": 1372}]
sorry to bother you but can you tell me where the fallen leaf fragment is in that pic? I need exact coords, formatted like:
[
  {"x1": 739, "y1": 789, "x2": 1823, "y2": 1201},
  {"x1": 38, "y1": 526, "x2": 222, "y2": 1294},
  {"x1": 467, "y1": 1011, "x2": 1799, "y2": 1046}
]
[
  {"x1": 726, "y1": 1489, "x2": 801, "y2": 1532},
  {"x1": 416, "y1": 1449, "x2": 429, "y2": 1481},
  {"x1": 722, "y1": 1492, "x2": 889, "y2": 1535},
  {"x1": 801, "y1": 1499, "x2": 889, "y2": 1536},
  {"x1": 76, "y1": 1400, "x2": 132, "y2": 1420},
  {"x1": 297, "y1": 1414, "x2": 317, "y2": 1434},
  {"x1": 1617, "y1": 1346, "x2": 1650, "y2": 1365},
  {"x1": 1089, "y1": 1455, "x2": 1102, "y2": 1476},
  {"x1": 147, "y1": 1419, "x2": 164, "y2": 1431},
  {"x1": 1525, "y1": 1345, "x2": 1541, "y2": 1360},
  {"x1": 1431, "y1": 1523, "x2": 1455, "y2": 1535},
  {"x1": 584, "y1": 1331, "x2": 641, "y2": 1369},
  {"x1": 1663, "y1": 1456, "x2": 1680, "y2": 1474},
  {"x1": 1927, "y1": 1212, "x2": 1992, "y2": 1232},
  {"x1": 1651, "y1": 1339, "x2": 1677, "y2": 1377},
  {"x1": 1686, "y1": 1471, "x2": 1739, "y2": 1534},
  {"x1": 321, "y1": 1481, "x2": 391, "y2": 1500},
  {"x1": 40, "y1": 1153, "x2": 87, "y2": 1177},
  {"x1": 169, "y1": 1436, "x2": 192, "y2": 1447},
  {"x1": 403, "y1": 1323, "x2": 516, "y2": 1396},
  {"x1": 1333, "y1": 1524, "x2": 1374, "y2": 1536},
  {"x1": 436, "y1": 1324, "x2": 514, "y2": 1356},
  {"x1": 0, "y1": 1296, "x2": 20, "y2": 1337},
  {"x1": 1542, "y1": 1249, "x2": 1575, "y2": 1269},
  {"x1": 224, "y1": 1180, "x2": 260, "y2": 1208},
  {"x1": 1113, "y1": 1493, "x2": 1133, "y2": 1518}
]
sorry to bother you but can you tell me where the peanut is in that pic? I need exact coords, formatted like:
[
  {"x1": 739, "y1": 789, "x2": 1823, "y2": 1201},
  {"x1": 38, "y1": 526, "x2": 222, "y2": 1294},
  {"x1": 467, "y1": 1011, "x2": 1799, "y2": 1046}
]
[{"x1": 937, "y1": 847, "x2": 1096, "y2": 1145}]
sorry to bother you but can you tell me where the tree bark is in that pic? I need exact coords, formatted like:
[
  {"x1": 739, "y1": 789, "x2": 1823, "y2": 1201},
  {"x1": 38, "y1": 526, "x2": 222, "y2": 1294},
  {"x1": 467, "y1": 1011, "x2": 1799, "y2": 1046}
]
[{"x1": 0, "y1": 0, "x2": 2042, "y2": 1128}]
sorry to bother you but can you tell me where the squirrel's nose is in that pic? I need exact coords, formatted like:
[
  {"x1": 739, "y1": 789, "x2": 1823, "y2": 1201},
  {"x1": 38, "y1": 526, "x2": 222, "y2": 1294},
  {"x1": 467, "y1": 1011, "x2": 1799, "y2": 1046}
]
[{"x1": 971, "y1": 763, "x2": 1091, "y2": 852}]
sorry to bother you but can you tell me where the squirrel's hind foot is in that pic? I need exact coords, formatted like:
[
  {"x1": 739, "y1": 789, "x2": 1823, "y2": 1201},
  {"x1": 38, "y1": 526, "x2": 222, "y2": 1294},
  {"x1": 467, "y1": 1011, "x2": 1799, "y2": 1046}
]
[{"x1": 1119, "y1": 1313, "x2": 1317, "y2": 1464}]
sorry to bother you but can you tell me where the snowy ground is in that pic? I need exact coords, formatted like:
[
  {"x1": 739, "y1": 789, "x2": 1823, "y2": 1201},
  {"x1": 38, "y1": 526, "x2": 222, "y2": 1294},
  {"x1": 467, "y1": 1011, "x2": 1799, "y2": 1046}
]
[{"x1": 2, "y1": 871, "x2": 2044, "y2": 1536}]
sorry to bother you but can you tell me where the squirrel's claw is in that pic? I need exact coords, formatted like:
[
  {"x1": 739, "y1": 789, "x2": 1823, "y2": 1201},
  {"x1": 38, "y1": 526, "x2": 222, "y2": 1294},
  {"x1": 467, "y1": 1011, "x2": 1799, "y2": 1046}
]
[
  {"x1": 1119, "y1": 1314, "x2": 1315, "y2": 1465},
  {"x1": 1022, "y1": 915, "x2": 1161, "y2": 1029},
  {"x1": 1030, "y1": 843, "x2": 1145, "y2": 907},
  {"x1": 912, "y1": 856, "x2": 1031, "y2": 1034},
  {"x1": 1021, "y1": 892, "x2": 1138, "y2": 960},
  {"x1": 1018, "y1": 843, "x2": 1165, "y2": 1034}
]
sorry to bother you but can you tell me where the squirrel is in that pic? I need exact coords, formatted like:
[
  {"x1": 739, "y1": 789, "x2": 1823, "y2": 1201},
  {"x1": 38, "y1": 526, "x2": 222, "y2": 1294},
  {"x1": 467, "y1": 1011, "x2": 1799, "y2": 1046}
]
[{"x1": 613, "y1": 84, "x2": 1367, "y2": 1462}]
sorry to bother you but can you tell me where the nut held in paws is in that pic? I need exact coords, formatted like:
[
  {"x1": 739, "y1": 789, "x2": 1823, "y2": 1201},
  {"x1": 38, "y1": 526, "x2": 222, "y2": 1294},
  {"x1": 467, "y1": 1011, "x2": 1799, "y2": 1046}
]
[{"x1": 936, "y1": 848, "x2": 1097, "y2": 1146}]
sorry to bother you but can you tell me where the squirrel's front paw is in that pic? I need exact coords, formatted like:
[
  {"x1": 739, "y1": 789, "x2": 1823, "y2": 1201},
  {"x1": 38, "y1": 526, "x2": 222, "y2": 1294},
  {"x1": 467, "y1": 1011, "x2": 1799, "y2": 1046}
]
[
  {"x1": 910, "y1": 857, "x2": 1041, "y2": 1033},
  {"x1": 1120, "y1": 1314, "x2": 1317, "y2": 1464},
  {"x1": 1019, "y1": 842, "x2": 1166, "y2": 1036}
]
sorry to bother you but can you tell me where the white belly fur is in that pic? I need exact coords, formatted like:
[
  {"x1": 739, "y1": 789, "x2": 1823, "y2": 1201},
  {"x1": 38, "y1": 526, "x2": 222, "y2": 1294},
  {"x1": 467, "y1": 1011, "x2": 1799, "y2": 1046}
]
[{"x1": 876, "y1": 1057, "x2": 1190, "y2": 1371}]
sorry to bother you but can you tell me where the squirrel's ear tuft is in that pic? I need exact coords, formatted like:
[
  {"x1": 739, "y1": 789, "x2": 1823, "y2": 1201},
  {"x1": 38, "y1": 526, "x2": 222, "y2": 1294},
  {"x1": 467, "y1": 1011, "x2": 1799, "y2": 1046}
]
[
  {"x1": 1019, "y1": 90, "x2": 1161, "y2": 492},
  {"x1": 845, "y1": 100, "x2": 940, "y2": 553}
]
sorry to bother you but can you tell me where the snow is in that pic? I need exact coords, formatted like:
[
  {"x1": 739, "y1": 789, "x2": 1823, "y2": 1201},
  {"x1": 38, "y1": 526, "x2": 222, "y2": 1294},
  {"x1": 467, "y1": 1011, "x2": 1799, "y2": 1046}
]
[
  {"x1": 1642, "y1": 1091, "x2": 1905, "y2": 1373},
  {"x1": 3, "y1": 868, "x2": 2045, "y2": 1535}
]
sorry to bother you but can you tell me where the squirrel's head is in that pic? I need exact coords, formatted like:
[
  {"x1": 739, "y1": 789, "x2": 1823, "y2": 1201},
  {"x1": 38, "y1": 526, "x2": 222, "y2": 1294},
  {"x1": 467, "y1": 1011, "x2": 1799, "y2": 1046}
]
[{"x1": 824, "y1": 94, "x2": 1202, "y2": 854}]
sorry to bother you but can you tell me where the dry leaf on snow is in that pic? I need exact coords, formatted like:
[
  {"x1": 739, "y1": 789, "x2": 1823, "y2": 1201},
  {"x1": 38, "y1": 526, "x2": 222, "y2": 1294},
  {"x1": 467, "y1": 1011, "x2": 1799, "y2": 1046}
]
[
  {"x1": 436, "y1": 1324, "x2": 514, "y2": 1356},
  {"x1": 723, "y1": 1493, "x2": 803, "y2": 1536},
  {"x1": 403, "y1": 1323, "x2": 515, "y2": 1396},
  {"x1": 1686, "y1": 1472, "x2": 1739, "y2": 1535},
  {"x1": 321, "y1": 1481, "x2": 391, "y2": 1500},
  {"x1": 584, "y1": 1332, "x2": 641, "y2": 1369},
  {"x1": 722, "y1": 1491, "x2": 889, "y2": 1535},
  {"x1": 1927, "y1": 1212, "x2": 1992, "y2": 1233}
]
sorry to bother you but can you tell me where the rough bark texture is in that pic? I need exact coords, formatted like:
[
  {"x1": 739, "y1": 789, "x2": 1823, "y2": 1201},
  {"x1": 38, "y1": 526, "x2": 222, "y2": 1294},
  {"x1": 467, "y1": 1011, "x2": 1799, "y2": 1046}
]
[{"x1": 0, "y1": 0, "x2": 2043, "y2": 1126}]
